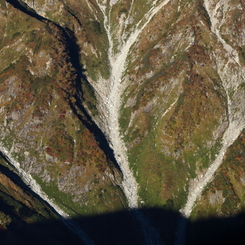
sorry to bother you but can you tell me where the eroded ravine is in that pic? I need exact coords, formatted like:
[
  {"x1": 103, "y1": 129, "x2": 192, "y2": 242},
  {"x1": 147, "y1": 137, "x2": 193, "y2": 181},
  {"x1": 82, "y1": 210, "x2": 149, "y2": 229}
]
[
  {"x1": 184, "y1": 0, "x2": 245, "y2": 218},
  {"x1": 91, "y1": 1, "x2": 174, "y2": 244},
  {"x1": 175, "y1": 1, "x2": 245, "y2": 244},
  {"x1": 180, "y1": 0, "x2": 245, "y2": 219},
  {"x1": 94, "y1": 0, "x2": 171, "y2": 210}
]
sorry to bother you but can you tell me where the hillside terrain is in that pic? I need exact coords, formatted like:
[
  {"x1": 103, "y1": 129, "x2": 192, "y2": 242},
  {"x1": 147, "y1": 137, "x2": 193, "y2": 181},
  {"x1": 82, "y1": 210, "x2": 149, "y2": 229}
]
[{"x1": 0, "y1": 0, "x2": 245, "y2": 244}]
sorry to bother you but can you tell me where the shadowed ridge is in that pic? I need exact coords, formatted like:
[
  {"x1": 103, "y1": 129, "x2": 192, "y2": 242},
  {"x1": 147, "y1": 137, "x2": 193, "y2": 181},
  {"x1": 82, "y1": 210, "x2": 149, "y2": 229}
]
[
  {"x1": 5, "y1": 0, "x2": 123, "y2": 176},
  {"x1": 5, "y1": 0, "x2": 45, "y2": 21}
]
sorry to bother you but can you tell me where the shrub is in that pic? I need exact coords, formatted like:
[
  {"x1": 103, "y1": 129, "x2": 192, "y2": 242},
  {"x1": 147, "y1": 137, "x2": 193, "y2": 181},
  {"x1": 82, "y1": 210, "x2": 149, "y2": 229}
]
[{"x1": 0, "y1": 212, "x2": 12, "y2": 228}]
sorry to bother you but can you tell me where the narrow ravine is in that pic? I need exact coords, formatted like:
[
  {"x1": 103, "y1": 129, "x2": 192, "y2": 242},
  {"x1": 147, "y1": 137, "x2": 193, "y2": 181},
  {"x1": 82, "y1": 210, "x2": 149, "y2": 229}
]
[
  {"x1": 180, "y1": 0, "x2": 245, "y2": 219},
  {"x1": 175, "y1": 1, "x2": 245, "y2": 244},
  {"x1": 181, "y1": 124, "x2": 244, "y2": 220},
  {"x1": 94, "y1": 0, "x2": 171, "y2": 210},
  {"x1": 90, "y1": 1, "x2": 172, "y2": 244}
]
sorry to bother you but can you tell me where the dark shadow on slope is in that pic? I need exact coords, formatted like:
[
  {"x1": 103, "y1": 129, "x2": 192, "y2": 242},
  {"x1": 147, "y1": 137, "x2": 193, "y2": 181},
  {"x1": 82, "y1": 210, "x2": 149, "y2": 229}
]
[
  {"x1": 62, "y1": 28, "x2": 122, "y2": 175},
  {"x1": 0, "y1": 209, "x2": 82, "y2": 245},
  {"x1": 6, "y1": 0, "x2": 122, "y2": 175},
  {"x1": 0, "y1": 202, "x2": 245, "y2": 245},
  {"x1": 186, "y1": 212, "x2": 245, "y2": 245},
  {"x1": 0, "y1": 161, "x2": 244, "y2": 245},
  {"x1": 63, "y1": 27, "x2": 121, "y2": 173},
  {"x1": 2, "y1": 150, "x2": 244, "y2": 245},
  {"x1": 79, "y1": 209, "x2": 245, "y2": 245},
  {"x1": 57, "y1": 23, "x2": 122, "y2": 174},
  {"x1": 5, "y1": 0, "x2": 45, "y2": 21}
]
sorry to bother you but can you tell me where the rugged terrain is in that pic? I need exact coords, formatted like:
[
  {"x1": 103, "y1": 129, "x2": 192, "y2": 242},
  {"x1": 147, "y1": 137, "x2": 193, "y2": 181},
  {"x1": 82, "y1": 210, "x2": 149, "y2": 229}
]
[{"x1": 0, "y1": 0, "x2": 245, "y2": 244}]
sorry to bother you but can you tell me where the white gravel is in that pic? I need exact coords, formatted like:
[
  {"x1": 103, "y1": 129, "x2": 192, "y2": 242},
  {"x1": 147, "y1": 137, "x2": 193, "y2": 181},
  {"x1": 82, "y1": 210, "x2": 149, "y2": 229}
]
[
  {"x1": 180, "y1": 0, "x2": 245, "y2": 221},
  {"x1": 175, "y1": 1, "x2": 245, "y2": 244},
  {"x1": 95, "y1": 0, "x2": 172, "y2": 210},
  {"x1": 94, "y1": 1, "x2": 172, "y2": 244}
]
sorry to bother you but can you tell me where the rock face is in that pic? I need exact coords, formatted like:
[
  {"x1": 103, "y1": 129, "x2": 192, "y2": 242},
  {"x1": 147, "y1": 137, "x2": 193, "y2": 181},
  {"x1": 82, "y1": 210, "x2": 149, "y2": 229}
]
[
  {"x1": 0, "y1": 156, "x2": 81, "y2": 245},
  {"x1": 1, "y1": 0, "x2": 245, "y2": 244}
]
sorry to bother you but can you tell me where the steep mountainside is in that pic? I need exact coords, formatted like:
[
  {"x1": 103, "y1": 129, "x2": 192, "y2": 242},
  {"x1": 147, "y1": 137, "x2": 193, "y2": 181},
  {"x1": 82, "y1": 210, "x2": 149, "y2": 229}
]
[
  {"x1": 1, "y1": 0, "x2": 245, "y2": 244},
  {"x1": 0, "y1": 155, "x2": 81, "y2": 245}
]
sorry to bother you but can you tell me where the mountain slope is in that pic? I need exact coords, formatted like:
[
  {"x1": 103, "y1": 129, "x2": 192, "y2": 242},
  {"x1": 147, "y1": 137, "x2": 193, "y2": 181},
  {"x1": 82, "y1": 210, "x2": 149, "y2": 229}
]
[{"x1": 1, "y1": 0, "x2": 245, "y2": 244}]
